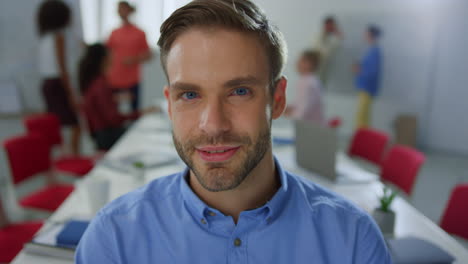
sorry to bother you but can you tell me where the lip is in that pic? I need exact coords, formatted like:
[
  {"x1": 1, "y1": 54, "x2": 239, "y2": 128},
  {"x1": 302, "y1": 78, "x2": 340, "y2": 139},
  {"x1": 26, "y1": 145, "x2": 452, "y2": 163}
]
[{"x1": 196, "y1": 145, "x2": 240, "y2": 162}]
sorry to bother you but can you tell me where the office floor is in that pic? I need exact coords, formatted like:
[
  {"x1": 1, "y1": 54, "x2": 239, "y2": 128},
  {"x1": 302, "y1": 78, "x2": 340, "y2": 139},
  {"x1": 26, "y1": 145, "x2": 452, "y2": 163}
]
[{"x1": 1, "y1": 115, "x2": 467, "y2": 248}]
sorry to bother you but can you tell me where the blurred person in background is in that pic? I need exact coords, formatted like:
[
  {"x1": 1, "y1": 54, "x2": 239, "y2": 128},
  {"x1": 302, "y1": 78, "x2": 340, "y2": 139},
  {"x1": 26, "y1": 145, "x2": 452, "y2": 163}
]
[
  {"x1": 107, "y1": 1, "x2": 152, "y2": 111},
  {"x1": 313, "y1": 16, "x2": 343, "y2": 86},
  {"x1": 284, "y1": 50, "x2": 325, "y2": 125},
  {"x1": 37, "y1": 0, "x2": 81, "y2": 155},
  {"x1": 79, "y1": 44, "x2": 157, "y2": 151},
  {"x1": 353, "y1": 25, "x2": 382, "y2": 129}
]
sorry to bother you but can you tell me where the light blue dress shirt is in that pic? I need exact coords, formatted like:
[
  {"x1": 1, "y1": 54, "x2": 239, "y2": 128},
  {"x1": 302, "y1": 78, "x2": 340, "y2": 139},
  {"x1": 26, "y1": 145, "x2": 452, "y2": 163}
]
[{"x1": 76, "y1": 159, "x2": 392, "y2": 263}]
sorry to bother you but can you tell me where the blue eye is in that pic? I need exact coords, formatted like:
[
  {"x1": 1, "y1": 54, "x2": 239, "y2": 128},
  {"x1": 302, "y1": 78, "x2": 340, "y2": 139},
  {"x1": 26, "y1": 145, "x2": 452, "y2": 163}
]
[
  {"x1": 232, "y1": 87, "x2": 250, "y2": 96},
  {"x1": 182, "y1": 91, "x2": 199, "y2": 100}
]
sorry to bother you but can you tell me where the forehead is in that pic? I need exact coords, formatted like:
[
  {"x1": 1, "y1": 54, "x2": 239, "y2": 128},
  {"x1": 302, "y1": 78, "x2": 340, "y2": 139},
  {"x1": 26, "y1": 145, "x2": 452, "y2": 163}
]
[{"x1": 165, "y1": 28, "x2": 269, "y2": 86}]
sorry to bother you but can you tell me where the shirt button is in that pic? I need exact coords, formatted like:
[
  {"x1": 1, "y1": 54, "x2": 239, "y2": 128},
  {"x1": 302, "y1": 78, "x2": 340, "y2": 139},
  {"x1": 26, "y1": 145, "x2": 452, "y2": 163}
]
[
  {"x1": 201, "y1": 218, "x2": 207, "y2": 225},
  {"x1": 208, "y1": 211, "x2": 216, "y2": 217},
  {"x1": 234, "y1": 238, "x2": 242, "y2": 247}
]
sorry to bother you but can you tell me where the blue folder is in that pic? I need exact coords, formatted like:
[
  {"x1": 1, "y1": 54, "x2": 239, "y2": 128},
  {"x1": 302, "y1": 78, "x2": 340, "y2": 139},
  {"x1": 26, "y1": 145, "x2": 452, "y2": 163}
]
[
  {"x1": 273, "y1": 137, "x2": 295, "y2": 145},
  {"x1": 56, "y1": 220, "x2": 90, "y2": 247}
]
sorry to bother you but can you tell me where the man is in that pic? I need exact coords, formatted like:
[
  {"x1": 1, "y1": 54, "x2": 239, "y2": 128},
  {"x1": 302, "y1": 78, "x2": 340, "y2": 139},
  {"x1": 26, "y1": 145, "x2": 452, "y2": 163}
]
[
  {"x1": 313, "y1": 16, "x2": 343, "y2": 85},
  {"x1": 76, "y1": 1, "x2": 391, "y2": 263},
  {"x1": 353, "y1": 25, "x2": 383, "y2": 129}
]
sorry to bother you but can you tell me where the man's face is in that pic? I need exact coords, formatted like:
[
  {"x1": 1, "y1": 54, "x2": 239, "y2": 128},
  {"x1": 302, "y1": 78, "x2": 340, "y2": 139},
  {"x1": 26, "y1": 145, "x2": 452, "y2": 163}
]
[{"x1": 164, "y1": 28, "x2": 285, "y2": 192}]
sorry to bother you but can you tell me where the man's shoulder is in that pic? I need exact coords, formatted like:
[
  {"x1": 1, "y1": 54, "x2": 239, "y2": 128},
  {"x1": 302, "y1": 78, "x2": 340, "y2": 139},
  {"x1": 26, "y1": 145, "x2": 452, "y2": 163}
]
[
  {"x1": 286, "y1": 171, "x2": 367, "y2": 220},
  {"x1": 98, "y1": 173, "x2": 182, "y2": 218}
]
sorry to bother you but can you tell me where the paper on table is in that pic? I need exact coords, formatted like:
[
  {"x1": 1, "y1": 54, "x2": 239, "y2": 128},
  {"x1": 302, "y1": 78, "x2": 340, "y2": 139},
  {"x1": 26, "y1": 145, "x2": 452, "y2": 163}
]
[
  {"x1": 33, "y1": 224, "x2": 63, "y2": 246},
  {"x1": 100, "y1": 151, "x2": 178, "y2": 173}
]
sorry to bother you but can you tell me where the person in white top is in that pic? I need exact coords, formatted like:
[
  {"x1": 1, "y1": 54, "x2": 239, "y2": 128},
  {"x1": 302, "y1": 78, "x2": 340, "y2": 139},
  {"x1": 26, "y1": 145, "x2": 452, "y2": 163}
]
[
  {"x1": 37, "y1": 0, "x2": 81, "y2": 155},
  {"x1": 284, "y1": 50, "x2": 325, "y2": 125},
  {"x1": 313, "y1": 16, "x2": 343, "y2": 85}
]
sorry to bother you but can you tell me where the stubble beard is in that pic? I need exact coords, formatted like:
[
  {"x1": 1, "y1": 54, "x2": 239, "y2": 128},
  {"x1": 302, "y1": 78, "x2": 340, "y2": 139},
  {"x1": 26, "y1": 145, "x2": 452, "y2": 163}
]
[{"x1": 173, "y1": 125, "x2": 271, "y2": 192}]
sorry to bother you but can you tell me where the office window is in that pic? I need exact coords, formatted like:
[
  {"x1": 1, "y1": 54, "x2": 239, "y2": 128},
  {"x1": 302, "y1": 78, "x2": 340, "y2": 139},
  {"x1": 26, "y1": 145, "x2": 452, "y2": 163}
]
[{"x1": 80, "y1": 0, "x2": 190, "y2": 46}]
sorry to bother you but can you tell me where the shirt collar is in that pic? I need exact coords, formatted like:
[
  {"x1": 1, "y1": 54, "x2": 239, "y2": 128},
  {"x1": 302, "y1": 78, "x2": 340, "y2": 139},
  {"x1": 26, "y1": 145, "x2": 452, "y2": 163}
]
[
  {"x1": 180, "y1": 167, "x2": 209, "y2": 222},
  {"x1": 179, "y1": 157, "x2": 290, "y2": 224},
  {"x1": 263, "y1": 157, "x2": 289, "y2": 222}
]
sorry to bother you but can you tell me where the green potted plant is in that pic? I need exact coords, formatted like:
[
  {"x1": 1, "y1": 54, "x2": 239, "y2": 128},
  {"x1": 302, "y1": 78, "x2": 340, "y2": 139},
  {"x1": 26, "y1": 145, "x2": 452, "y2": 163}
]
[
  {"x1": 132, "y1": 161, "x2": 146, "y2": 183},
  {"x1": 372, "y1": 186, "x2": 397, "y2": 235}
]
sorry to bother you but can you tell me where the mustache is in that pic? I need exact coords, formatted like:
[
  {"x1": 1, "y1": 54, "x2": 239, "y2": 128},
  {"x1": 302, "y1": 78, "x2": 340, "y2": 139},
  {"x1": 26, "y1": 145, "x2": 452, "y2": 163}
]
[{"x1": 174, "y1": 132, "x2": 252, "y2": 150}]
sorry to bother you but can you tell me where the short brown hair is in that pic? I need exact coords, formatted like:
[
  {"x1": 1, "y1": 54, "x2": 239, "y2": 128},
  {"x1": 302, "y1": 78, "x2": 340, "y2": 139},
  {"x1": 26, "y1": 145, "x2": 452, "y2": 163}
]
[
  {"x1": 37, "y1": 0, "x2": 71, "y2": 36},
  {"x1": 119, "y1": 1, "x2": 135, "y2": 12},
  {"x1": 301, "y1": 49, "x2": 321, "y2": 69},
  {"x1": 157, "y1": 0, "x2": 287, "y2": 92}
]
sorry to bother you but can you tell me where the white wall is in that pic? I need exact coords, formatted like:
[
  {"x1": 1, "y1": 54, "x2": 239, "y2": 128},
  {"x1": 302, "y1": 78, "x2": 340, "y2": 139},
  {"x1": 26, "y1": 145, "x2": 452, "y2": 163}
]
[
  {"x1": 255, "y1": 0, "x2": 468, "y2": 154},
  {"x1": 0, "y1": 0, "x2": 83, "y2": 113},
  {"x1": 425, "y1": 1, "x2": 468, "y2": 154},
  {"x1": 141, "y1": 51, "x2": 167, "y2": 108},
  {"x1": 2, "y1": 0, "x2": 468, "y2": 154},
  {"x1": 0, "y1": 0, "x2": 43, "y2": 112},
  {"x1": 0, "y1": 0, "x2": 176, "y2": 114}
]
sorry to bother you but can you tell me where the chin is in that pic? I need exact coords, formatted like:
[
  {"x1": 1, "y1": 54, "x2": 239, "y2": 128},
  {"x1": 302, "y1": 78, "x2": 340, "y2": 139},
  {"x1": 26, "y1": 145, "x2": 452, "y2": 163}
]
[{"x1": 193, "y1": 161, "x2": 246, "y2": 192}]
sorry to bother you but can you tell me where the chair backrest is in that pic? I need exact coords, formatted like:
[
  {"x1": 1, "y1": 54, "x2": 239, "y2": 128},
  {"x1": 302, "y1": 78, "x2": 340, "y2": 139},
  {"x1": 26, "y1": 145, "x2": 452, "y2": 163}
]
[
  {"x1": 3, "y1": 134, "x2": 52, "y2": 185},
  {"x1": 348, "y1": 128, "x2": 390, "y2": 165},
  {"x1": 24, "y1": 113, "x2": 62, "y2": 148},
  {"x1": 380, "y1": 145, "x2": 425, "y2": 196},
  {"x1": 440, "y1": 184, "x2": 468, "y2": 240}
]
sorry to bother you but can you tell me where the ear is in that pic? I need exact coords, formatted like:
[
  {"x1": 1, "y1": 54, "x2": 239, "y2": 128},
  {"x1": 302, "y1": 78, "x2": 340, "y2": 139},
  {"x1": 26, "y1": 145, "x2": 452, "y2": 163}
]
[
  {"x1": 163, "y1": 85, "x2": 172, "y2": 119},
  {"x1": 271, "y1": 76, "x2": 287, "y2": 120}
]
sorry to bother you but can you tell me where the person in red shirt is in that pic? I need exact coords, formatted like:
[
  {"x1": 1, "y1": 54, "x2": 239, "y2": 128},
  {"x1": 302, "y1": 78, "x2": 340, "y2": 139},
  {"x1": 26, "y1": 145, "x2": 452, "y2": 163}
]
[
  {"x1": 79, "y1": 44, "x2": 156, "y2": 151},
  {"x1": 107, "y1": 1, "x2": 152, "y2": 111}
]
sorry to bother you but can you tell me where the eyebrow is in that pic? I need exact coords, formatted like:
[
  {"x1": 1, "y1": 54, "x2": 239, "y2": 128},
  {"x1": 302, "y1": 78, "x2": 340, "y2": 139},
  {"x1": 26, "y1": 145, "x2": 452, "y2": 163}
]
[
  {"x1": 170, "y1": 76, "x2": 263, "y2": 92},
  {"x1": 223, "y1": 76, "x2": 263, "y2": 88},
  {"x1": 170, "y1": 82, "x2": 200, "y2": 92}
]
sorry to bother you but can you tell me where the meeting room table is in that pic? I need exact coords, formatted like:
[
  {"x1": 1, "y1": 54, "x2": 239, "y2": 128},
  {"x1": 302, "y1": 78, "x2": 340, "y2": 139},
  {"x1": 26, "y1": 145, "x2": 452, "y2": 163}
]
[{"x1": 11, "y1": 113, "x2": 468, "y2": 263}]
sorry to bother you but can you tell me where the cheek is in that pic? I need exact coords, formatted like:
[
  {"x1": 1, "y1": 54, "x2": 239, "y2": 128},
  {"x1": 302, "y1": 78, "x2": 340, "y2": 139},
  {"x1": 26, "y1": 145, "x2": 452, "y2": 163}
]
[
  {"x1": 170, "y1": 103, "x2": 199, "y2": 138},
  {"x1": 172, "y1": 111, "x2": 197, "y2": 138},
  {"x1": 230, "y1": 97, "x2": 271, "y2": 131}
]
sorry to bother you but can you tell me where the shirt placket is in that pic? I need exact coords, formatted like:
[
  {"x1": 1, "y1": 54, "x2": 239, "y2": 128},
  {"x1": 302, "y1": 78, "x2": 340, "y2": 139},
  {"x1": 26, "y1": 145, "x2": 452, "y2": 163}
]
[
  {"x1": 227, "y1": 208, "x2": 270, "y2": 264},
  {"x1": 227, "y1": 229, "x2": 248, "y2": 264}
]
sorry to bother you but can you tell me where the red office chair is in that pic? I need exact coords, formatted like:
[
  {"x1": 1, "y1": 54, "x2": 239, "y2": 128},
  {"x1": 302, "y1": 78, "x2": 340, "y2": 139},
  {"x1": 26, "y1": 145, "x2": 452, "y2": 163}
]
[
  {"x1": 327, "y1": 116, "x2": 342, "y2": 129},
  {"x1": 3, "y1": 134, "x2": 74, "y2": 212},
  {"x1": 0, "y1": 199, "x2": 43, "y2": 263},
  {"x1": 348, "y1": 128, "x2": 390, "y2": 166},
  {"x1": 440, "y1": 184, "x2": 468, "y2": 240},
  {"x1": 380, "y1": 145, "x2": 425, "y2": 196},
  {"x1": 24, "y1": 113, "x2": 94, "y2": 177}
]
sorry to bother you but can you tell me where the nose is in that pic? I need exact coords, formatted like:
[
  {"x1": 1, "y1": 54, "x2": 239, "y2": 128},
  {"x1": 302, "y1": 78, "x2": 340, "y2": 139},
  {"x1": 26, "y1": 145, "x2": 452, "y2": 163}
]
[{"x1": 198, "y1": 97, "x2": 231, "y2": 136}]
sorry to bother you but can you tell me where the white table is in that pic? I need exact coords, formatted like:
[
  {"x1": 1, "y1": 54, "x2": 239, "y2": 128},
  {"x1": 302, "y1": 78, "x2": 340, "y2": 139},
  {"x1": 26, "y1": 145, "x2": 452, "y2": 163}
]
[{"x1": 12, "y1": 114, "x2": 468, "y2": 263}]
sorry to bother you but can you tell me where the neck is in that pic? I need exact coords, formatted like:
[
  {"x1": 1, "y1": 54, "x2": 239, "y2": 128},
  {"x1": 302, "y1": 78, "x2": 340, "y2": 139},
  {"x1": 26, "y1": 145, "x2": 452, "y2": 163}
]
[{"x1": 189, "y1": 151, "x2": 279, "y2": 224}]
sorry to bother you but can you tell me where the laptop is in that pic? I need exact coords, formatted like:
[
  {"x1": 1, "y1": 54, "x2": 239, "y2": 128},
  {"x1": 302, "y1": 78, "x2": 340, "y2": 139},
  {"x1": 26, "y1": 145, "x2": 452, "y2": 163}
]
[{"x1": 294, "y1": 120, "x2": 376, "y2": 184}]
